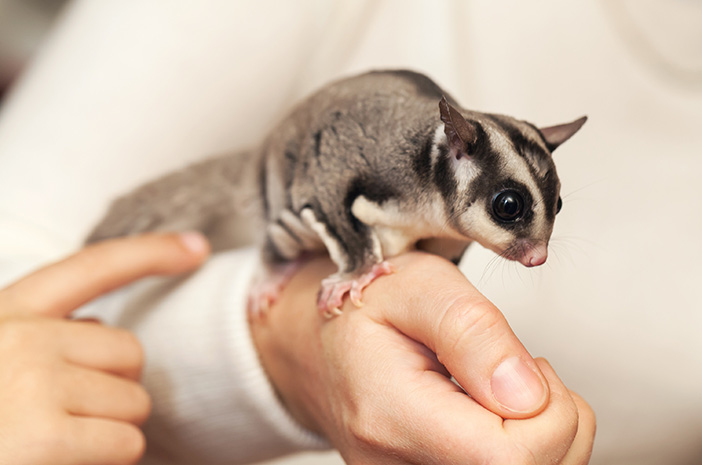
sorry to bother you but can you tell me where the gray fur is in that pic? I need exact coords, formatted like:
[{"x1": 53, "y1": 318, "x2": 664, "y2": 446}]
[
  {"x1": 87, "y1": 70, "x2": 585, "y2": 276},
  {"x1": 86, "y1": 150, "x2": 262, "y2": 251}
]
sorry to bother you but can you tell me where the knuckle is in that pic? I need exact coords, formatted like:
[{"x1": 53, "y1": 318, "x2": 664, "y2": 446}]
[
  {"x1": 0, "y1": 318, "x2": 44, "y2": 347},
  {"x1": 118, "y1": 425, "x2": 147, "y2": 464},
  {"x1": 114, "y1": 328, "x2": 145, "y2": 367},
  {"x1": 572, "y1": 392, "x2": 597, "y2": 438},
  {"x1": 127, "y1": 383, "x2": 153, "y2": 425},
  {"x1": 581, "y1": 406, "x2": 597, "y2": 441},
  {"x1": 30, "y1": 416, "x2": 73, "y2": 458},
  {"x1": 114, "y1": 327, "x2": 140, "y2": 348},
  {"x1": 15, "y1": 363, "x2": 54, "y2": 394},
  {"x1": 556, "y1": 390, "x2": 582, "y2": 446},
  {"x1": 564, "y1": 404, "x2": 581, "y2": 444},
  {"x1": 345, "y1": 409, "x2": 392, "y2": 454},
  {"x1": 437, "y1": 296, "x2": 507, "y2": 356},
  {"x1": 484, "y1": 442, "x2": 540, "y2": 465},
  {"x1": 495, "y1": 449, "x2": 538, "y2": 465}
]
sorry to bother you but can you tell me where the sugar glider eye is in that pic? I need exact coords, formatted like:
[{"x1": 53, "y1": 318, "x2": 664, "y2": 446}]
[
  {"x1": 556, "y1": 196, "x2": 563, "y2": 214},
  {"x1": 492, "y1": 190, "x2": 524, "y2": 222}
]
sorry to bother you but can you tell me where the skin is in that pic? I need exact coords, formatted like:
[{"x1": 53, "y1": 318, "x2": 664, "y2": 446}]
[
  {"x1": 0, "y1": 233, "x2": 210, "y2": 465},
  {"x1": 0, "y1": 234, "x2": 594, "y2": 464},
  {"x1": 251, "y1": 252, "x2": 596, "y2": 465}
]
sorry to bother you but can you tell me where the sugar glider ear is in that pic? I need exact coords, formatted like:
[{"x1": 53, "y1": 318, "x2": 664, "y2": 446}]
[
  {"x1": 439, "y1": 96, "x2": 477, "y2": 158},
  {"x1": 540, "y1": 116, "x2": 587, "y2": 152}
]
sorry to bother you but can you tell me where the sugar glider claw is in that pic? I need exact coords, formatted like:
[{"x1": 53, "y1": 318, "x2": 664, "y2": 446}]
[
  {"x1": 317, "y1": 261, "x2": 395, "y2": 317},
  {"x1": 247, "y1": 260, "x2": 306, "y2": 320}
]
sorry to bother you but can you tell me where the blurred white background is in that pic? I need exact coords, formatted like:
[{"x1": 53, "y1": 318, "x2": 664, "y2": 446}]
[{"x1": 1, "y1": 1, "x2": 701, "y2": 464}]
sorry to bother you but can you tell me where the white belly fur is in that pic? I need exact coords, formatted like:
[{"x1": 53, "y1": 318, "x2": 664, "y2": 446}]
[{"x1": 351, "y1": 195, "x2": 466, "y2": 259}]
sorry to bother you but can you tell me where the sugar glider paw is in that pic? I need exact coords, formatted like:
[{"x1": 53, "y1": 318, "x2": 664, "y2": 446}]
[
  {"x1": 317, "y1": 261, "x2": 395, "y2": 318},
  {"x1": 247, "y1": 260, "x2": 306, "y2": 320}
]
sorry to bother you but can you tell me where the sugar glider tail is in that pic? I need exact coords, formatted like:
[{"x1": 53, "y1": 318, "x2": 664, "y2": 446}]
[{"x1": 85, "y1": 149, "x2": 262, "y2": 251}]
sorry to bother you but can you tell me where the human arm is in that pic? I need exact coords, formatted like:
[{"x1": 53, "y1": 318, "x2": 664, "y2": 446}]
[
  {"x1": 251, "y1": 252, "x2": 596, "y2": 465},
  {"x1": 0, "y1": 232, "x2": 209, "y2": 465}
]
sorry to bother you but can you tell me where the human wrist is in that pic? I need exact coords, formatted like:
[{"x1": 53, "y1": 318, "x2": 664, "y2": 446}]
[{"x1": 249, "y1": 257, "x2": 336, "y2": 437}]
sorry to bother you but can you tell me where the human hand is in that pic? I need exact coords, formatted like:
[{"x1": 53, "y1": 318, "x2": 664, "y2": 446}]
[
  {"x1": 251, "y1": 252, "x2": 595, "y2": 465},
  {"x1": 0, "y1": 232, "x2": 209, "y2": 465}
]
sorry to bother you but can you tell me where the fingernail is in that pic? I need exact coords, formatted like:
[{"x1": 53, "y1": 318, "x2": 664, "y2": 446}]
[
  {"x1": 178, "y1": 231, "x2": 209, "y2": 254},
  {"x1": 491, "y1": 356, "x2": 546, "y2": 413}
]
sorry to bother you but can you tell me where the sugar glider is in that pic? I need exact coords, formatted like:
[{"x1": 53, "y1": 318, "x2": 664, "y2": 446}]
[{"x1": 87, "y1": 70, "x2": 586, "y2": 317}]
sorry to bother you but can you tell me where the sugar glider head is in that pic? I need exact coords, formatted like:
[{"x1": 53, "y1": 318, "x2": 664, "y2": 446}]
[{"x1": 437, "y1": 97, "x2": 586, "y2": 267}]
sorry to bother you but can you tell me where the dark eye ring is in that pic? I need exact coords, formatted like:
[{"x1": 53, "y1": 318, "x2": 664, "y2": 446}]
[
  {"x1": 492, "y1": 190, "x2": 524, "y2": 222},
  {"x1": 556, "y1": 196, "x2": 563, "y2": 214}
]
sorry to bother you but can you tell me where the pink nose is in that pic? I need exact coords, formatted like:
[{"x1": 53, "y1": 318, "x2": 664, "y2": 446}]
[{"x1": 518, "y1": 244, "x2": 548, "y2": 267}]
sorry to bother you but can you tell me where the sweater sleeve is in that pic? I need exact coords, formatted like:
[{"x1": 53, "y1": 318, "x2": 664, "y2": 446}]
[{"x1": 78, "y1": 246, "x2": 329, "y2": 465}]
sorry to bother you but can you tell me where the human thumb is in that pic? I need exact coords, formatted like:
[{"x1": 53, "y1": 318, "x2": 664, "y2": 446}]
[{"x1": 365, "y1": 252, "x2": 549, "y2": 419}]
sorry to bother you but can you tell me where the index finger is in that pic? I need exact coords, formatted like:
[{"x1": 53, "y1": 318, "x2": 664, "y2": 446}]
[
  {"x1": 0, "y1": 232, "x2": 209, "y2": 317},
  {"x1": 502, "y1": 359, "x2": 588, "y2": 464},
  {"x1": 407, "y1": 358, "x2": 585, "y2": 465}
]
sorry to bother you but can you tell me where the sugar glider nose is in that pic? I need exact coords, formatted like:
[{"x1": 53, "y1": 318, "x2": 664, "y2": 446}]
[{"x1": 518, "y1": 243, "x2": 548, "y2": 267}]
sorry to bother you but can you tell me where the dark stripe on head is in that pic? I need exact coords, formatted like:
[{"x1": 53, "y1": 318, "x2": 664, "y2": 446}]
[
  {"x1": 411, "y1": 130, "x2": 434, "y2": 184},
  {"x1": 524, "y1": 121, "x2": 552, "y2": 153},
  {"x1": 466, "y1": 120, "x2": 490, "y2": 158},
  {"x1": 433, "y1": 143, "x2": 460, "y2": 226},
  {"x1": 484, "y1": 115, "x2": 561, "y2": 222},
  {"x1": 505, "y1": 125, "x2": 550, "y2": 170},
  {"x1": 485, "y1": 115, "x2": 548, "y2": 167},
  {"x1": 538, "y1": 172, "x2": 560, "y2": 223},
  {"x1": 434, "y1": 119, "x2": 499, "y2": 229},
  {"x1": 460, "y1": 120, "x2": 503, "y2": 205},
  {"x1": 433, "y1": 144, "x2": 457, "y2": 199}
]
